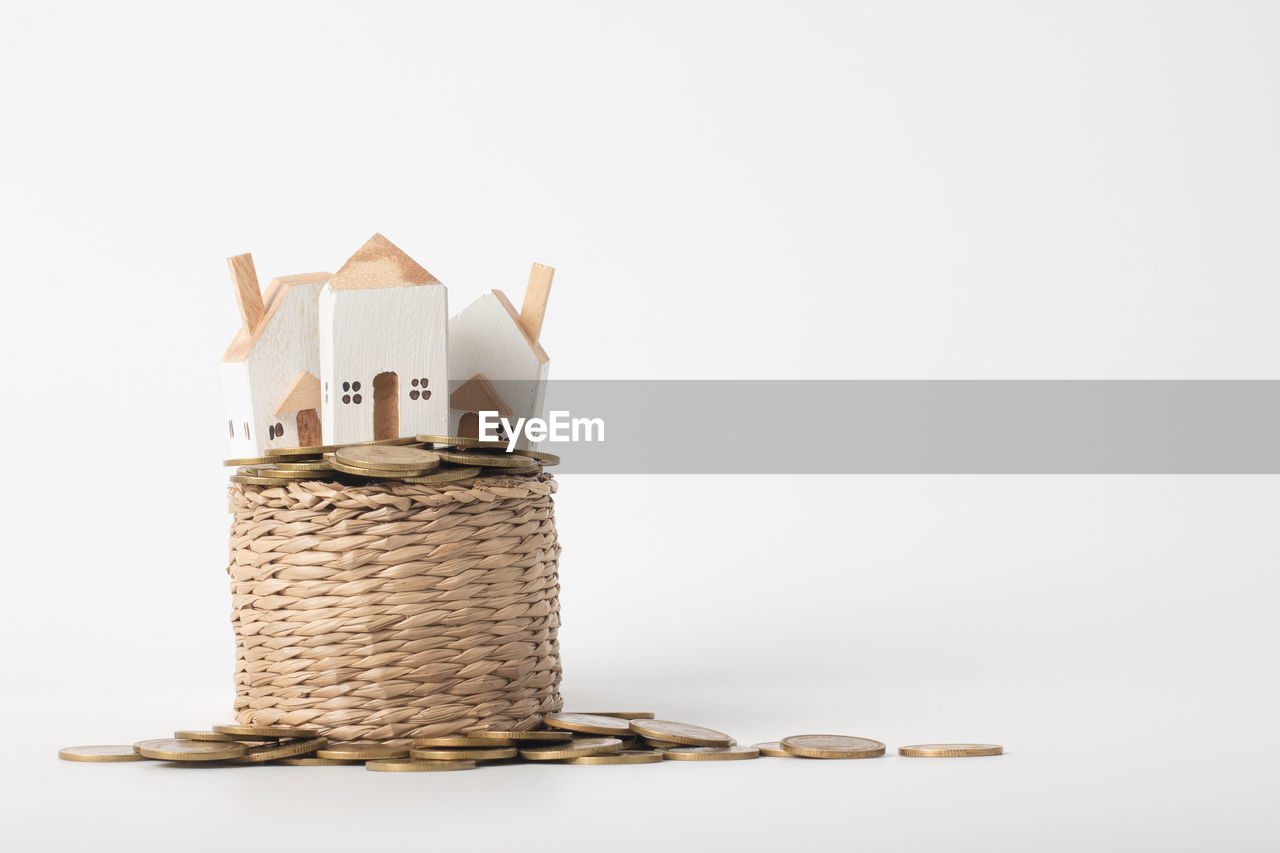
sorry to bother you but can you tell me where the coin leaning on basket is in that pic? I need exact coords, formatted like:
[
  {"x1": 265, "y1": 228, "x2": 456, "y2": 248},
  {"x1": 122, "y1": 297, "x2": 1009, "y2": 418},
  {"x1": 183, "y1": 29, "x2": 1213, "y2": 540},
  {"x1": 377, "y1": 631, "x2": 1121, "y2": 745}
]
[{"x1": 224, "y1": 435, "x2": 558, "y2": 484}]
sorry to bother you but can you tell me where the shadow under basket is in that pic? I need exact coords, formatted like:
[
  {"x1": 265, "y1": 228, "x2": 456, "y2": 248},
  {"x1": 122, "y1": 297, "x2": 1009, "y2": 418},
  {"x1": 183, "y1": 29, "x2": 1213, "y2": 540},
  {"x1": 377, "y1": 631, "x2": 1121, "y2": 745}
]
[{"x1": 227, "y1": 473, "x2": 563, "y2": 745}]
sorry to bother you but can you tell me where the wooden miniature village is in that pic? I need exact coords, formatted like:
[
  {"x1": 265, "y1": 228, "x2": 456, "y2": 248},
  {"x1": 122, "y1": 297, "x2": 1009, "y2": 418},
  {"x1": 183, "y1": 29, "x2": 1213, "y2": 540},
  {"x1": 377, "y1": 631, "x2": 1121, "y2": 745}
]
[{"x1": 220, "y1": 234, "x2": 552, "y2": 455}]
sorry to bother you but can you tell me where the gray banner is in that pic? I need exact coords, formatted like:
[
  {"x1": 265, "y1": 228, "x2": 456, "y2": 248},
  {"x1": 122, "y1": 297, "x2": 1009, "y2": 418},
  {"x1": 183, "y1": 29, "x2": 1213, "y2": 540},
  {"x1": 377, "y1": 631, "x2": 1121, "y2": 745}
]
[{"x1": 472, "y1": 380, "x2": 1280, "y2": 474}]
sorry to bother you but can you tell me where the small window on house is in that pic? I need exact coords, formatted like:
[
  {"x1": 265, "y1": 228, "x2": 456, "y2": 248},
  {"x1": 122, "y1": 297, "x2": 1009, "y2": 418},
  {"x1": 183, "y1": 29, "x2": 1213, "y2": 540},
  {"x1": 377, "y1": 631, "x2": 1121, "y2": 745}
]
[
  {"x1": 243, "y1": 422, "x2": 250, "y2": 440},
  {"x1": 268, "y1": 424, "x2": 275, "y2": 440},
  {"x1": 228, "y1": 420, "x2": 234, "y2": 438},
  {"x1": 275, "y1": 422, "x2": 283, "y2": 435}
]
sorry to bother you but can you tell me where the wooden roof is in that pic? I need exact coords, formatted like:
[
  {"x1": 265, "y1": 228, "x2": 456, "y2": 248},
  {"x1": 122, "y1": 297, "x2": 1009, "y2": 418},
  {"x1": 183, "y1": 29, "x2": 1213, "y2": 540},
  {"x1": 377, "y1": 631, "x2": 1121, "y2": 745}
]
[
  {"x1": 450, "y1": 373, "x2": 513, "y2": 416},
  {"x1": 273, "y1": 371, "x2": 322, "y2": 415},
  {"x1": 329, "y1": 233, "x2": 440, "y2": 291},
  {"x1": 222, "y1": 272, "x2": 330, "y2": 362}
]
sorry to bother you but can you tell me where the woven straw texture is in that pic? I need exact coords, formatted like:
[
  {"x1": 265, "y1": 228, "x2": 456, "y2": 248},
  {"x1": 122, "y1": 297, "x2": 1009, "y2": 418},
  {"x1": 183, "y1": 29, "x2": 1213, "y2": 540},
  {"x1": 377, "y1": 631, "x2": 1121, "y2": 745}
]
[{"x1": 227, "y1": 473, "x2": 562, "y2": 745}]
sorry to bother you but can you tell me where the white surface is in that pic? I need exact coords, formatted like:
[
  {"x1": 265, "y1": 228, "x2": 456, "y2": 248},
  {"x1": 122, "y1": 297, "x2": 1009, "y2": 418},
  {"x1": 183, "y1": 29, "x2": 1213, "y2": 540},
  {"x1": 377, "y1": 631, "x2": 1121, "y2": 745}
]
[{"x1": 1, "y1": 2, "x2": 1278, "y2": 851}]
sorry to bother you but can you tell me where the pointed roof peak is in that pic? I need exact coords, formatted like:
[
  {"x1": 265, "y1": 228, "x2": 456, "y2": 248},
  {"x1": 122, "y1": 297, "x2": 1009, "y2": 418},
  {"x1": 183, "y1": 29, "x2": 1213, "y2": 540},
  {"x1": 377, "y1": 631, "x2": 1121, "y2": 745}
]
[{"x1": 330, "y1": 233, "x2": 441, "y2": 291}]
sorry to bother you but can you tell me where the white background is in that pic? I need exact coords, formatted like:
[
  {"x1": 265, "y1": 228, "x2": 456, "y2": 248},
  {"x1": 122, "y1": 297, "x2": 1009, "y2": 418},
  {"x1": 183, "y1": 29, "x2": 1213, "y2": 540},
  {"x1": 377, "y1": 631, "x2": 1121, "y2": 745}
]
[{"x1": 1, "y1": 1, "x2": 1277, "y2": 850}]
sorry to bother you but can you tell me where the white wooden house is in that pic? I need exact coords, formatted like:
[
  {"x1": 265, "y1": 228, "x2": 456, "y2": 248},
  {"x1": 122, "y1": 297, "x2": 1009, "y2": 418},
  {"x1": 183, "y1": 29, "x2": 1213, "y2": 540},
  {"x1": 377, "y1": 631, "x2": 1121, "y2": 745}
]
[
  {"x1": 221, "y1": 234, "x2": 450, "y2": 455},
  {"x1": 319, "y1": 234, "x2": 450, "y2": 444},
  {"x1": 448, "y1": 264, "x2": 553, "y2": 449},
  {"x1": 221, "y1": 257, "x2": 329, "y2": 457}
]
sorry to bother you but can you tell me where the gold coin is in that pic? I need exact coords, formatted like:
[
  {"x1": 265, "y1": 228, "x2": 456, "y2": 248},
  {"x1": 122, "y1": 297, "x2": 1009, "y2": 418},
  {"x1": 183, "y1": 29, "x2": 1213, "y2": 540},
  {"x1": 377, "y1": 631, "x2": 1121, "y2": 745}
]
[
  {"x1": 416, "y1": 434, "x2": 510, "y2": 450},
  {"x1": 413, "y1": 735, "x2": 516, "y2": 748},
  {"x1": 572, "y1": 711, "x2": 656, "y2": 720},
  {"x1": 519, "y1": 738, "x2": 625, "y2": 761},
  {"x1": 230, "y1": 737, "x2": 327, "y2": 764},
  {"x1": 280, "y1": 757, "x2": 364, "y2": 766},
  {"x1": 366, "y1": 759, "x2": 477, "y2": 772},
  {"x1": 58, "y1": 745, "x2": 150, "y2": 763},
  {"x1": 491, "y1": 462, "x2": 541, "y2": 476},
  {"x1": 230, "y1": 474, "x2": 298, "y2": 486},
  {"x1": 470, "y1": 730, "x2": 573, "y2": 742},
  {"x1": 133, "y1": 738, "x2": 248, "y2": 762},
  {"x1": 408, "y1": 746, "x2": 518, "y2": 761},
  {"x1": 431, "y1": 447, "x2": 536, "y2": 468},
  {"x1": 248, "y1": 465, "x2": 317, "y2": 480},
  {"x1": 543, "y1": 713, "x2": 634, "y2": 737},
  {"x1": 517, "y1": 448, "x2": 560, "y2": 466},
  {"x1": 399, "y1": 466, "x2": 483, "y2": 484},
  {"x1": 780, "y1": 735, "x2": 885, "y2": 759},
  {"x1": 266, "y1": 437, "x2": 423, "y2": 459},
  {"x1": 173, "y1": 730, "x2": 236, "y2": 742},
  {"x1": 328, "y1": 460, "x2": 436, "y2": 479},
  {"x1": 627, "y1": 720, "x2": 733, "y2": 747},
  {"x1": 753, "y1": 742, "x2": 795, "y2": 758},
  {"x1": 898, "y1": 743, "x2": 1003, "y2": 758},
  {"x1": 212, "y1": 723, "x2": 321, "y2": 740},
  {"x1": 316, "y1": 743, "x2": 409, "y2": 761},
  {"x1": 564, "y1": 750, "x2": 664, "y2": 765},
  {"x1": 271, "y1": 460, "x2": 337, "y2": 472},
  {"x1": 662, "y1": 745, "x2": 760, "y2": 761},
  {"x1": 642, "y1": 738, "x2": 683, "y2": 750},
  {"x1": 223, "y1": 456, "x2": 274, "y2": 467},
  {"x1": 334, "y1": 444, "x2": 440, "y2": 472}
]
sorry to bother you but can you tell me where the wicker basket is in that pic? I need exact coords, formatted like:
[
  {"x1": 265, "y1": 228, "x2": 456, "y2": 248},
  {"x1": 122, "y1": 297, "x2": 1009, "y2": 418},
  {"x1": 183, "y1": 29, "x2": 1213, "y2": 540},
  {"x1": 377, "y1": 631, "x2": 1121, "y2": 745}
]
[{"x1": 226, "y1": 473, "x2": 562, "y2": 745}]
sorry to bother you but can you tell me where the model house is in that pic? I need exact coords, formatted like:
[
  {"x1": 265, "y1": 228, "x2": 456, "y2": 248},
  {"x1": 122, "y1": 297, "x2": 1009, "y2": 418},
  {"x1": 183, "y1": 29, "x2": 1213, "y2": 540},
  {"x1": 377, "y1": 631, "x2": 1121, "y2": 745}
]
[
  {"x1": 220, "y1": 234, "x2": 451, "y2": 455},
  {"x1": 448, "y1": 264, "x2": 553, "y2": 449}
]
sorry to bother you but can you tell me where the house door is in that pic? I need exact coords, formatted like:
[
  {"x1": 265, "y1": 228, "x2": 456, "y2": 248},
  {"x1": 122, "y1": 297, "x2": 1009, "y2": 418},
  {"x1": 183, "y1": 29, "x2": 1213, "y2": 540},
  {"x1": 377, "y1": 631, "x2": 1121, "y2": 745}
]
[
  {"x1": 296, "y1": 408, "x2": 322, "y2": 447},
  {"x1": 373, "y1": 372, "x2": 399, "y2": 440}
]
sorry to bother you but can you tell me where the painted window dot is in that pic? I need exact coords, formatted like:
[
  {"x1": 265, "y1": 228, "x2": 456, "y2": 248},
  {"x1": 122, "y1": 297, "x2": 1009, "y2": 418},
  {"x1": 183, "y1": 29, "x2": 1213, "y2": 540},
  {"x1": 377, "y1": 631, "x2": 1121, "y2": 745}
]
[
  {"x1": 411, "y1": 378, "x2": 419, "y2": 387},
  {"x1": 419, "y1": 378, "x2": 429, "y2": 387},
  {"x1": 353, "y1": 394, "x2": 363, "y2": 404},
  {"x1": 421, "y1": 389, "x2": 431, "y2": 399},
  {"x1": 410, "y1": 389, "x2": 420, "y2": 400},
  {"x1": 342, "y1": 394, "x2": 351, "y2": 404},
  {"x1": 275, "y1": 422, "x2": 283, "y2": 436},
  {"x1": 352, "y1": 381, "x2": 362, "y2": 392},
  {"x1": 342, "y1": 381, "x2": 350, "y2": 392},
  {"x1": 228, "y1": 419, "x2": 234, "y2": 438}
]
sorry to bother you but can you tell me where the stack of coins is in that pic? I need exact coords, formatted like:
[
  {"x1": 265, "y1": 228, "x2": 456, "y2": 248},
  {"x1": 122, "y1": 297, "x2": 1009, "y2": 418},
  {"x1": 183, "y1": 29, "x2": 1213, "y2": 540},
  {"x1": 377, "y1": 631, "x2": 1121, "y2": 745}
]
[
  {"x1": 60, "y1": 714, "x2": 1001, "y2": 770},
  {"x1": 226, "y1": 435, "x2": 561, "y2": 486}
]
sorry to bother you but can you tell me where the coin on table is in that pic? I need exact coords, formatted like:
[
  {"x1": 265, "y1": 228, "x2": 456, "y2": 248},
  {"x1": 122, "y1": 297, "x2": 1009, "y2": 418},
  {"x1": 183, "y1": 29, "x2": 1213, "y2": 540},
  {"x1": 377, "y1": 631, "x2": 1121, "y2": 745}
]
[
  {"x1": 898, "y1": 743, "x2": 1003, "y2": 758},
  {"x1": 642, "y1": 738, "x2": 683, "y2": 750},
  {"x1": 173, "y1": 730, "x2": 236, "y2": 742},
  {"x1": 628, "y1": 720, "x2": 733, "y2": 747},
  {"x1": 316, "y1": 743, "x2": 409, "y2": 761},
  {"x1": 780, "y1": 735, "x2": 885, "y2": 759},
  {"x1": 543, "y1": 713, "x2": 634, "y2": 737},
  {"x1": 416, "y1": 435, "x2": 510, "y2": 450},
  {"x1": 470, "y1": 730, "x2": 572, "y2": 742},
  {"x1": 409, "y1": 746, "x2": 518, "y2": 761},
  {"x1": 753, "y1": 742, "x2": 795, "y2": 758},
  {"x1": 133, "y1": 738, "x2": 248, "y2": 762},
  {"x1": 367, "y1": 759, "x2": 477, "y2": 772},
  {"x1": 565, "y1": 750, "x2": 665, "y2": 765},
  {"x1": 265, "y1": 444, "x2": 340, "y2": 458},
  {"x1": 431, "y1": 448, "x2": 536, "y2": 468},
  {"x1": 59, "y1": 745, "x2": 150, "y2": 763},
  {"x1": 519, "y1": 738, "x2": 624, "y2": 761},
  {"x1": 334, "y1": 444, "x2": 440, "y2": 473},
  {"x1": 280, "y1": 757, "x2": 363, "y2": 766},
  {"x1": 571, "y1": 711, "x2": 656, "y2": 720},
  {"x1": 662, "y1": 745, "x2": 760, "y2": 761},
  {"x1": 213, "y1": 723, "x2": 321, "y2": 740},
  {"x1": 413, "y1": 735, "x2": 516, "y2": 748},
  {"x1": 399, "y1": 466, "x2": 483, "y2": 484},
  {"x1": 230, "y1": 737, "x2": 327, "y2": 764}
]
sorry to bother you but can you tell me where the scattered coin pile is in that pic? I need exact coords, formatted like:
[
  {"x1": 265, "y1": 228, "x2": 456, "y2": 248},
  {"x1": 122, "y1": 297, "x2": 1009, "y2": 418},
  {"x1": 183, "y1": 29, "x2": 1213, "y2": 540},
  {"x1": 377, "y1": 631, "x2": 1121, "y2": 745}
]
[
  {"x1": 224, "y1": 435, "x2": 560, "y2": 486},
  {"x1": 60, "y1": 713, "x2": 1001, "y2": 770}
]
